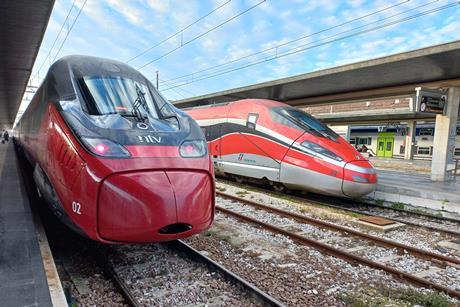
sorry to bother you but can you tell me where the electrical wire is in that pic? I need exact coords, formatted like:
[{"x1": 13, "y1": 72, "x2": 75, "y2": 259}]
[
  {"x1": 127, "y1": 0, "x2": 232, "y2": 63},
  {"x1": 162, "y1": 1, "x2": 458, "y2": 91},
  {"x1": 160, "y1": 0, "x2": 412, "y2": 85},
  {"x1": 36, "y1": 0, "x2": 77, "y2": 75},
  {"x1": 51, "y1": 0, "x2": 88, "y2": 63},
  {"x1": 160, "y1": 78, "x2": 196, "y2": 97},
  {"x1": 136, "y1": 0, "x2": 267, "y2": 70}
]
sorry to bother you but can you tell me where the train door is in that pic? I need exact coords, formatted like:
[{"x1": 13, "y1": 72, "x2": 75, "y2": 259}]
[{"x1": 377, "y1": 132, "x2": 394, "y2": 157}]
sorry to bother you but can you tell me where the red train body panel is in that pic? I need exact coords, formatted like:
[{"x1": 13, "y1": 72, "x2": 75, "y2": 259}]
[
  {"x1": 187, "y1": 99, "x2": 376, "y2": 198},
  {"x1": 15, "y1": 55, "x2": 215, "y2": 243}
]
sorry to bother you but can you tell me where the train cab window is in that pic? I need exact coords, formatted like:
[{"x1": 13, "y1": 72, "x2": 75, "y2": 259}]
[
  {"x1": 82, "y1": 76, "x2": 159, "y2": 119},
  {"x1": 246, "y1": 113, "x2": 258, "y2": 129},
  {"x1": 270, "y1": 107, "x2": 339, "y2": 140}
]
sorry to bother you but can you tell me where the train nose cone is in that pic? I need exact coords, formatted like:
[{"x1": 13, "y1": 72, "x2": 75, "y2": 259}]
[
  {"x1": 342, "y1": 160, "x2": 377, "y2": 198},
  {"x1": 97, "y1": 170, "x2": 214, "y2": 242},
  {"x1": 164, "y1": 171, "x2": 214, "y2": 235}
]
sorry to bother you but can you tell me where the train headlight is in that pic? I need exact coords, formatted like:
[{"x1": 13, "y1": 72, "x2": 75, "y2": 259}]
[
  {"x1": 81, "y1": 137, "x2": 131, "y2": 158},
  {"x1": 179, "y1": 140, "x2": 207, "y2": 158},
  {"x1": 300, "y1": 141, "x2": 343, "y2": 162},
  {"x1": 352, "y1": 175, "x2": 370, "y2": 183}
]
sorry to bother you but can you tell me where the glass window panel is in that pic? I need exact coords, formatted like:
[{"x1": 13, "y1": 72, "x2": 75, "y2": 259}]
[{"x1": 83, "y1": 76, "x2": 159, "y2": 118}]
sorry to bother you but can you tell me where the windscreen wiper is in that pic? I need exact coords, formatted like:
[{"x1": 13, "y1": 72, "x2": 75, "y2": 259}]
[{"x1": 131, "y1": 84, "x2": 149, "y2": 123}]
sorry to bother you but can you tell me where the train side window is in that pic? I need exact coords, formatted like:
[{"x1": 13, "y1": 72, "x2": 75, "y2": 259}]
[{"x1": 247, "y1": 113, "x2": 258, "y2": 129}]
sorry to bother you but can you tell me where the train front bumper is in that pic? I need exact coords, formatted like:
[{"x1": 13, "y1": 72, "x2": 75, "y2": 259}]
[{"x1": 97, "y1": 170, "x2": 214, "y2": 243}]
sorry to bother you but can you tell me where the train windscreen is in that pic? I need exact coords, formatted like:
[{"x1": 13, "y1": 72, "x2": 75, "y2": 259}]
[
  {"x1": 82, "y1": 76, "x2": 160, "y2": 120},
  {"x1": 270, "y1": 107, "x2": 339, "y2": 140}
]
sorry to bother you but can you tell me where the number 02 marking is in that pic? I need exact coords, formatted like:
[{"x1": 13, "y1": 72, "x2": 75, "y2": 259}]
[{"x1": 72, "y1": 201, "x2": 82, "y2": 215}]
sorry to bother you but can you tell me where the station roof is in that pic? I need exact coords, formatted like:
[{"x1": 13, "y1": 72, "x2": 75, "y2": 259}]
[
  {"x1": 0, "y1": 0, "x2": 55, "y2": 129},
  {"x1": 174, "y1": 40, "x2": 460, "y2": 109}
]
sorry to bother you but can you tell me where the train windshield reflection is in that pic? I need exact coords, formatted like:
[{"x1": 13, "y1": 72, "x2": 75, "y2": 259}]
[
  {"x1": 271, "y1": 107, "x2": 339, "y2": 140},
  {"x1": 82, "y1": 76, "x2": 159, "y2": 119}
]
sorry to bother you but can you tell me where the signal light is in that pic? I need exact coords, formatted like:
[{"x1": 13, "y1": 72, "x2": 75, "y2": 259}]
[
  {"x1": 352, "y1": 175, "x2": 370, "y2": 183},
  {"x1": 95, "y1": 143, "x2": 108, "y2": 155},
  {"x1": 81, "y1": 137, "x2": 131, "y2": 158},
  {"x1": 179, "y1": 140, "x2": 207, "y2": 158}
]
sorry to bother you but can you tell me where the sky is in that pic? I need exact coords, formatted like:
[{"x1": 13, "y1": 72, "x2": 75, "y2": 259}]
[{"x1": 18, "y1": 0, "x2": 460, "y2": 117}]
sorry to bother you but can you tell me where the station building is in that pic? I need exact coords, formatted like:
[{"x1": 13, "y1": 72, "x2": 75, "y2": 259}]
[{"x1": 304, "y1": 98, "x2": 460, "y2": 160}]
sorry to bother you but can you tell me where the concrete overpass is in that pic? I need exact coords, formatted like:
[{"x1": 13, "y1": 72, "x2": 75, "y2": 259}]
[
  {"x1": 175, "y1": 41, "x2": 460, "y2": 181},
  {"x1": 0, "y1": 0, "x2": 55, "y2": 129}
]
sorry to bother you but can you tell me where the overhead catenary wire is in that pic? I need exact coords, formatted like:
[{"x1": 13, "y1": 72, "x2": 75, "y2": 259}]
[
  {"x1": 158, "y1": 78, "x2": 191, "y2": 99},
  {"x1": 136, "y1": 0, "x2": 267, "y2": 70},
  {"x1": 51, "y1": 0, "x2": 88, "y2": 63},
  {"x1": 127, "y1": 0, "x2": 232, "y2": 63},
  {"x1": 160, "y1": 0, "x2": 412, "y2": 86},
  {"x1": 162, "y1": 1, "x2": 458, "y2": 91},
  {"x1": 36, "y1": 0, "x2": 78, "y2": 75},
  {"x1": 160, "y1": 78, "x2": 196, "y2": 97}
]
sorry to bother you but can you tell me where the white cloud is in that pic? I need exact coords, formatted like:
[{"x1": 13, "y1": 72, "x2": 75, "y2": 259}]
[
  {"x1": 106, "y1": 0, "x2": 146, "y2": 26},
  {"x1": 28, "y1": 0, "x2": 460, "y2": 103},
  {"x1": 146, "y1": 0, "x2": 170, "y2": 13}
]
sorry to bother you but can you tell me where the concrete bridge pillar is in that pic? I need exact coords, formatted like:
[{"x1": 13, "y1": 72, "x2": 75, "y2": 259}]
[{"x1": 431, "y1": 87, "x2": 460, "y2": 181}]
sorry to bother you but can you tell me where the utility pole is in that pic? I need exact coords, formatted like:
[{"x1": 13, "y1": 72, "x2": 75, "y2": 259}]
[{"x1": 156, "y1": 71, "x2": 159, "y2": 89}]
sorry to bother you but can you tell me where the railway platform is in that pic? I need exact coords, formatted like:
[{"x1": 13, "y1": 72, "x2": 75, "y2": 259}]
[
  {"x1": 366, "y1": 168, "x2": 460, "y2": 215},
  {"x1": 0, "y1": 142, "x2": 52, "y2": 306},
  {"x1": 369, "y1": 157, "x2": 431, "y2": 173}
]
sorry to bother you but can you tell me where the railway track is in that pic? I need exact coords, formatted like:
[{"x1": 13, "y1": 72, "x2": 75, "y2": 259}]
[
  {"x1": 216, "y1": 192, "x2": 460, "y2": 300},
  {"x1": 99, "y1": 240, "x2": 284, "y2": 307},
  {"x1": 217, "y1": 178, "x2": 460, "y2": 236},
  {"x1": 303, "y1": 193, "x2": 460, "y2": 237}
]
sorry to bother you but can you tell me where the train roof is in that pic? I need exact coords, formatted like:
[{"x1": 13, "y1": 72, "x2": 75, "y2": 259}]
[
  {"x1": 185, "y1": 98, "x2": 286, "y2": 111},
  {"x1": 43, "y1": 55, "x2": 153, "y2": 102},
  {"x1": 48, "y1": 55, "x2": 145, "y2": 80}
]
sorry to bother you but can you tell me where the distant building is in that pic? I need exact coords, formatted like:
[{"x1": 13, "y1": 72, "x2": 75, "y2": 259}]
[{"x1": 304, "y1": 97, "x2": 460, "y2": 159}]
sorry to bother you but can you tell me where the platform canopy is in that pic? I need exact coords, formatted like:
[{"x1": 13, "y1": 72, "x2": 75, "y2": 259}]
[
  {"x1": 174, "y1": 40, "x2": 460, "y2": 109},
  {"x1": 0, "y1": 0, "x2": 55, "y2": 129}
]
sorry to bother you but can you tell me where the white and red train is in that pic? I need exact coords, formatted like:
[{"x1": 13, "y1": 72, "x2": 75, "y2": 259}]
[
  {"x1": 187, "y1": 99, "x2": 377, "y2": 198},
  {"x1": 15, "y1": 55, "x2": 215, "y2": 243}
]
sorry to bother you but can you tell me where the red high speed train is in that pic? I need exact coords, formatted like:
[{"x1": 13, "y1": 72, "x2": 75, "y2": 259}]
[
  {"x1": 187, "y1": 99, "x2": 377, "y2": 198},
  {"x1": 15, "y1": 55, "x2": 215, "y2": 243}
]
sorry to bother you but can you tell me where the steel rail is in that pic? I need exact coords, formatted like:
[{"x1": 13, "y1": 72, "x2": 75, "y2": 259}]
[
  {"x1": 167, "y1": 240, "x2": 285, "y2": 307},
  {"x1": 302, "y1": 196, "x2": 460, "y2": 237},
  {"x1": 93, "y1": 250, "x2": 141, "y2": 307},
  {"x1": 309, "y1": 193, "x2": 460, "y2": 224},
  {"x1": 91, "y1": 237, "x2": 284, "y2": 307},
  {"x1": 217, "y1": 178, "x2": 460, "y2": 236},
  {"x1": 217, "y1": 192, "x2": 460, "y2": 266},
  {"x1": 215, "y1": 205, "x2": 460, "y2": 299}
]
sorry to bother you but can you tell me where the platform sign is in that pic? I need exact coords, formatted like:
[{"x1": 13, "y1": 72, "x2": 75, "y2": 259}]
[{"x1": 415, "y1": 87, "x2": 447, "y2": 114}]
